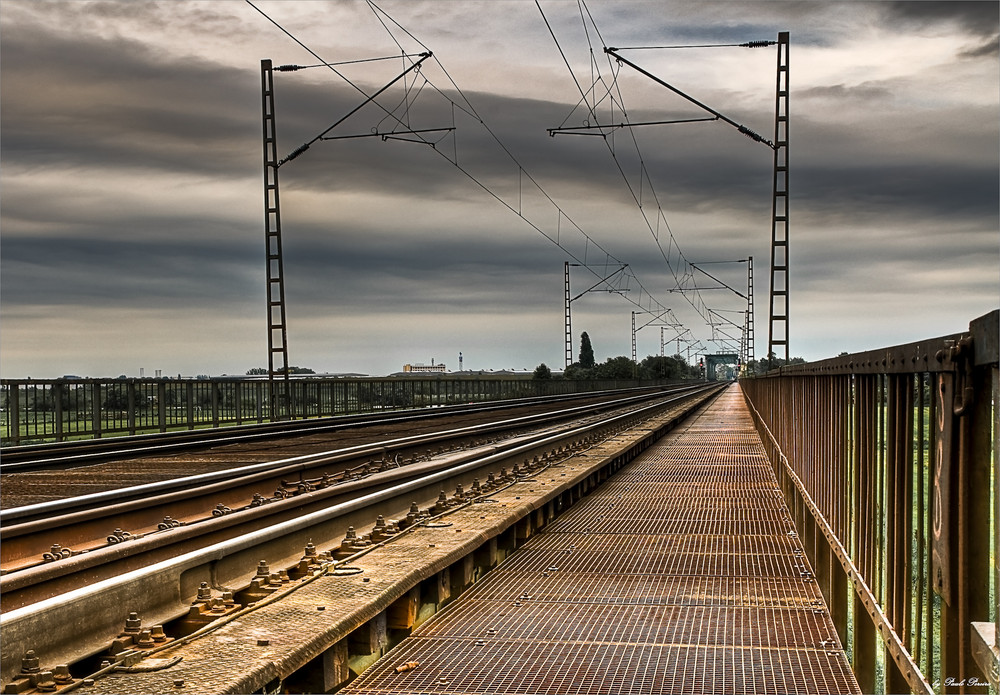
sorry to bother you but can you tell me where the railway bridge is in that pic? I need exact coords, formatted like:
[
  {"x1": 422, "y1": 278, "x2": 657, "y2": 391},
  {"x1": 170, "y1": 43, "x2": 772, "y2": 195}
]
[{"x1": 0, "y1": 310, "x2": 996, "y2": 695}]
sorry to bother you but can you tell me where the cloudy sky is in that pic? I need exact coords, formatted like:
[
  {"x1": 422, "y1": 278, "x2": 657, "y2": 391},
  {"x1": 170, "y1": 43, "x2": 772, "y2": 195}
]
[{"x1": 1, "y1": 1, "x2": 997, "y2": 378}]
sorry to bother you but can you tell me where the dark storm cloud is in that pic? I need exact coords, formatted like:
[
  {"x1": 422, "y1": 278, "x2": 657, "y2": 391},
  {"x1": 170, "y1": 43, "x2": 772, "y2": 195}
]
[
  {"x1": 959, "y1": 35, "x2": 1000, "y2": 59},
  {"x1": 1, "y1": 1, "x2": 996, "y2": 377},
  {"x1": 798, "y1": 160, "x2": 1000, "y2": 223},
  {"x1": 281, "y1": 234, "x2": 563, "y2": 317},
  {"x1": 886, "y1": 1, "x2": 1000, "y2": 37},
  {"x1": 1, "y1": 28, "x2": 259, "y2": 177},
  {"x1": 7, "y1": 8, "x2": 988, "y2": 248},
  {"x1": 0, "y1": 232, "x2": 257, "y2": 308}
]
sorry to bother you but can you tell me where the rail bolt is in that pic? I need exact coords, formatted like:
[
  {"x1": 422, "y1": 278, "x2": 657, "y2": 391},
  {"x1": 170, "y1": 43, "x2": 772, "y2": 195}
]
[
  {"x1": 20, "y1": 650, "x2": 41, "y2": 674},
  {"x1": 136, "y1": 630, "x2": 155, "y2": 649},
  {"x1": 150, "y1": 625, "x2": 168, "y2": 644},
  {"x1": 52, "y1": 664, "x2": 73, "y2": 685},
  {"x1": 34, "y1": 671, "x2": 57, "y2": 693},
  {"x1": 402, "y1": 502, "x2": 421, "y2": 528},
  {"x1": 123, "y1": 612, "x2": 142, "y2": 635},
  {"x1": 255, "y1": 560, "x2": 270, "y2": 578},
  {"x1": 196, "y1": 582, "x2": 213, "y2": 602}
]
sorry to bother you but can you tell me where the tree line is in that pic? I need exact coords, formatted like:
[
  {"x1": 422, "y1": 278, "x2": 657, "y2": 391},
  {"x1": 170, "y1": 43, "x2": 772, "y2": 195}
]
[
  {"x1": 532, "y1": 331, "x2": 703, "y2": 381},
  {"x1": 531, "y1": 332, "x2": 806, "y2": 381}
]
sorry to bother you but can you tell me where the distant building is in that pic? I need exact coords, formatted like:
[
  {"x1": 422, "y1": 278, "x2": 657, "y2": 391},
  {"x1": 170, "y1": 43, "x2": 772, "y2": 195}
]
[{"x1": 403, "y1": 359, "x2": 446, "y2": 373}]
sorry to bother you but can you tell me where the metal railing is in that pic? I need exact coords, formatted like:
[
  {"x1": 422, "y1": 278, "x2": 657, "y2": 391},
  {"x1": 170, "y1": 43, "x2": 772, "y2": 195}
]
[
  {"x1": 0, "y1": 375, "x2": 678, "y2": 447},
  {"x1": 742, "y1": 310, "x2": 998, "y2": 694}
]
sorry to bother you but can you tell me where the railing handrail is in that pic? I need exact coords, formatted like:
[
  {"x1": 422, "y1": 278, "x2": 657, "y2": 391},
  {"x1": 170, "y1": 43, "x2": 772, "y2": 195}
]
[
  {"x1": 0, "y1": 376, "x2": 687, "y2": 447},
  {"x1": 752, "y1": 309, "x2": 997, "y2": 377},
  {"x1": 740, "y1": 309, "x2": 998, "y2": 694}
]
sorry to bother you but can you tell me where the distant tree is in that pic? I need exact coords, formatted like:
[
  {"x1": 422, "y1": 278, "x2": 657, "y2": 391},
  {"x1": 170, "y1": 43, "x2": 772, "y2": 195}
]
[
  {"x1": 579, "y1": 332, "x2": 595, "y2": 369},
  {"x1": 245, "y1": 366, "x2": 315, "y2": 375},
  {"x1": 639, "y1": 354, "x2": 689, "y2": 380},
  {"x1": 594, "y1": 356, "x2": 637, "y2": 379},
  {"x1": 532, "y1": 363, "x2": 552, "y2": 380},
  {"x1": 103, "y1": 389, "x2": 129, "y2": 411},
  {"x1": 562, "y1": 363, "x2": 592, "y2": 380},
  {"x1": 745, "y1": 355, "x2": 807, "y2": 375}
]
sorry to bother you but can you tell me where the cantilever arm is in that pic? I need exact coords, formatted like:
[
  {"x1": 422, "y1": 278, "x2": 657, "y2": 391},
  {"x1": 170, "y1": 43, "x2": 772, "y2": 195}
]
[{"x1": 604, "y1": 47, "x2": 774, "y2": 149}]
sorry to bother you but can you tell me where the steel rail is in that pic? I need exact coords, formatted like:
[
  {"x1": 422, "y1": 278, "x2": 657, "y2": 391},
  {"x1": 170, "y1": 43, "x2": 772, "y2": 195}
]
[
  {"x1": 1, "y1": 386, "x2": 668, "y2": 470},
  {"x1": 1, "y1": 386, "x2": 697, "y2": 531},
  {"x1": 0, "y1": 383, "x2": 723, "y2": 685},
  {"x1": 0, "y1": 388, "x2": 700, "y2": 602},
  {"x1": 1, "y1": 386, "x2": 711, "y2": 586}
]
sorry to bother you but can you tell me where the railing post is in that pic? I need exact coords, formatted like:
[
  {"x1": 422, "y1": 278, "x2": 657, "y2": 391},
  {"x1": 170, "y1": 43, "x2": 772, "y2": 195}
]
[
  {"x1": 966, "y1": 314, "x2": 997, "y2": 689},
  {"x1": 127, "y1": 380, "x2": 137, "y2": 436},
  {"x1": 53, "y1": 382, "x2": 64, "y2": 442},
  {"x1": 211, "y1": 381, "x2": 220, "y2": 428},
  {"x1": 185, "y1": 382, "x2": 195, "y2": 430},
  {"x1": 91, "y1": 382, "x2": 102, "y2": 439}
]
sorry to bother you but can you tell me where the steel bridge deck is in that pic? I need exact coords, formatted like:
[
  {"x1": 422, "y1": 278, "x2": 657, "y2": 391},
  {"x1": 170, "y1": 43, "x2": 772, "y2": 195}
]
[{"x1": 346, "y1": 386, "x2": 861, "y2": 695}]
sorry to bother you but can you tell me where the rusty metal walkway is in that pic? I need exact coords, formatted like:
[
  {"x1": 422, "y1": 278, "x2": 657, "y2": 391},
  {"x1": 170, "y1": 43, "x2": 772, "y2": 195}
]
[{"x1": 346, "y1": 386, "x2": 862, "y2": 695}]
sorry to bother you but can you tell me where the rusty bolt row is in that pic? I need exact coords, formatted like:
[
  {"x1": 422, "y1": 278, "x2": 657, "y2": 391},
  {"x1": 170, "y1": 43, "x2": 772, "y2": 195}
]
[
  {"x1": 158, "y1": 515, "x2": 184, "y2": 530},
  {"x1": 106, "y1": 528, "x2": 133, "y2": 544},
  {"x1": 42, "y1": 543, "x2": 74, "y2": 562}
]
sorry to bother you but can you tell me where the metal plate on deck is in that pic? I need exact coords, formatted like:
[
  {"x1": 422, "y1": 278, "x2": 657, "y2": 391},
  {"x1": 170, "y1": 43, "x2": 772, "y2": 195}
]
[
  {"x1": 418, "y1": 600, "x2": 837, "y2": 649},
  {"x1": 348, "y1": 639, "x2": 858, "y2": 694},
  {"x1": 459, "y1": 573, "x2": 823, "y2": 608},
  {"x1": 345, "y1": 388, "x2": 861, "y2": 695}
]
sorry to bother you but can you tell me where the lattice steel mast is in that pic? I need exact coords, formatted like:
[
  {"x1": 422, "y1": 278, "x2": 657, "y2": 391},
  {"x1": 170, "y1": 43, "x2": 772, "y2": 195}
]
[
  {"x1": 260, "y1": 59, "x2": 293, "y2": 419},
  {"x1": 563, "y1": 262, "x2": 629, "y2": 368},
  {"x1": 746, "y1": 255, "x2": 755, "y2": 366},
  {"x1": 564, "y1": 262, "x2": 573, "y2": 368},
  {"x1": 259, "y1": 54, "x2": 436, "y2": 418},
  {"x1": 767, "y1": 33, "x2": 790, "y2": 365}
]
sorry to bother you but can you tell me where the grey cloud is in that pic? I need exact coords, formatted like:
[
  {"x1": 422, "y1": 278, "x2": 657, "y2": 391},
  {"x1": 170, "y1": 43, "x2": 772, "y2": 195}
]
[
  {"x1": 959, "y1": 34, "x2": 1000, "y2": 59},
  {"x1": 797, "y1": 83, "x2": 894, "y2": 102},
  {"x1": 1, "y1": 31, "x2": 259, "y2": 177},
  {"x1": 0, "y1": 231, "x2": 257, "y2": 309},
  {"x1": 885, "y1": 1, "x2": 1000, "y2": 37}
]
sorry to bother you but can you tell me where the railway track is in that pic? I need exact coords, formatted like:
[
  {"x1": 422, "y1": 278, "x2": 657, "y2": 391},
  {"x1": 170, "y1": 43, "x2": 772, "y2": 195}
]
[
  {"x1": 1, "y1": 387, "x2": 669, "y2": 506},
  {"x1": 0, "y1": 383, "x2": 723, "y2": 691}
]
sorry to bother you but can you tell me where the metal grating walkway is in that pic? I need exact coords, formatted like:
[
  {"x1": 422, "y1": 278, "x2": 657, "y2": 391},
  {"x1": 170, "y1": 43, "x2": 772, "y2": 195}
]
[{"x1": 345, "y1": 386, "x2": 861, "y2": 694}]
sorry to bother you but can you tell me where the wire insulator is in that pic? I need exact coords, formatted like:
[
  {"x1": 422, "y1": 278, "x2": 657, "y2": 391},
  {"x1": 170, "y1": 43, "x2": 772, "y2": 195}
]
[
  {"x1": 740, "y1": 40, "x2": 776, "y2": 48},
  {"x1": 737, "y1": 125, "x2": 767, "y2": 143},
  {"x1": 281, "y1": 143, "x2": 310, "y2": 164},
  {"x1": 275, "y1": 64, "x2": 302, "y2": 72}
]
